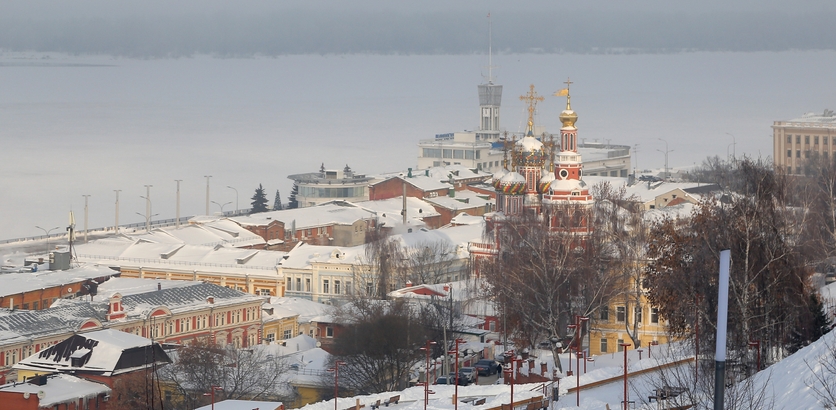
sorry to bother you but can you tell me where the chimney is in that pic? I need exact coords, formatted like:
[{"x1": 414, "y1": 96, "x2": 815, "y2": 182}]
[
  {"x1": 207, "y1": 296, "x2": 215, "y2": 305},
  {"x1": 157, "y1": 282, "x2": 161, "y2": 291},
  {"x1": 406, "y1": 280, "x2": 413, "y2": 287},
  {"x1": 540, "y1": 362, "x2": 548, "y2": 376}
]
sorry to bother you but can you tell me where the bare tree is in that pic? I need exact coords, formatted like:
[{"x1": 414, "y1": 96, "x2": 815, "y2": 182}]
[
  {"x1": 159, "y1": 339, "x2": 289, "y2": 408},
  {"x1": 397, "y1": 240, "x2": 467, "y2": 286},
  {"x1": 481, "y1": 204, "x2": 619, "y2": 372},
  {"x1": 328, "y1": 299, "x2": 430, "y2": 394},
  {"x1": 645, "y1": 158, "x2": 816, "y2": 367}
]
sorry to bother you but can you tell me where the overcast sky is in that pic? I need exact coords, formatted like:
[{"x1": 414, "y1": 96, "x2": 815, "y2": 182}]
[{"x1": 2, "y1": 0, "x2": 835, "y2": 56}]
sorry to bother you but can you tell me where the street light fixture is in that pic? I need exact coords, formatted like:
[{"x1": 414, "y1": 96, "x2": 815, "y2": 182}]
[
  {"x1": 203, "y1": 385, "x2": 223, "y2": 410},
  {"x1": 140, "y1": 193, "x2": 156, "y2": 232},
  {"x1": 212, "y1": 201, "x2": 232, "y2": 214},
  {"x1": 35, "y1": 226, "x2": 61, "y2": 255},
  {"x1": 420, "y1": 340, "x2": 437, "y2": 410},
  {"x1": 329, "y1": 360, "x2": 347, "y2": 410},
  {"x1": 227, "y1": 186, "x2": 238, "y2": 213}
]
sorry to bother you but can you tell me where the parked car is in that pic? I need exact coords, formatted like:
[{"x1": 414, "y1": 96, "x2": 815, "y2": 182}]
[
  {"x1": 459, "y1": 367, "x2": 477, "y2": 383},
  {"x1": 475, "y1": 359, "x2": 499, "y2": 376},
  {"x1": 434, "y1": 373, "x2": 468, "y2": 386}
]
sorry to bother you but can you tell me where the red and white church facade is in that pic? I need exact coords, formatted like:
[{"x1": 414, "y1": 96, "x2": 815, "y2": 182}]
[{"x1": 470, "y1": 81, "x2": 594, "y2": 273}]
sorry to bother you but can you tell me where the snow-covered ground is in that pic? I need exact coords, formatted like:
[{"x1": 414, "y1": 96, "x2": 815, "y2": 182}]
[{"x1": 301, "y1": 330, "x2": 836, "y2": 410}]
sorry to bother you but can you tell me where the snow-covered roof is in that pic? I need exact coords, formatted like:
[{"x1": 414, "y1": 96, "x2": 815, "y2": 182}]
[
  {"x1": 75, "y1": 239, "x2": 285, "y2": 277},
  {"x1": 0, "y1": 264, "x2": 118, "y2": 298},
  {"x1": 196, "y1": 400, "x2": 284, "y2": 410},
  {"x1": 14, "y1": 329, "x2": 170, "y2": 376},
  {"x1": 0, "y1": 303, "x2": 103, "y2": 345},
  {"x1": 391, "y1": 223, "x2": 484, "y2": 258},
  {"x1": 450, "y1": 213, "x2": 485, "y2": 225},
  {"x1": 353, "y1": 196, "x2": 441, "y2": 227},
  {"x1": 228, "y1": 202, "x2": 376, "y2": 228},
  {"x1": 279, "y1": 243, "x2": 367, "y2": 269},
  {"x1": 0, "y1": 373, "x2": 110, "y2": 406},
  {"x1": 267, "y1": 297, "x2": 334, "y2": 324},
  {"x1": 424, "y1": 191, "x2": 492, "y2": 211}
]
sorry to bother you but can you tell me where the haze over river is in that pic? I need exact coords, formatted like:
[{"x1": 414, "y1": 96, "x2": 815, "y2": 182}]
[{"x1": 2, "y1": 51, "x2": 835, "y2": 241}]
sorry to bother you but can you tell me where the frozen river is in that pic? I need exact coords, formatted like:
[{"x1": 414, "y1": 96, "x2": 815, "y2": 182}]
[{"x1": 2, "y1": 51, "x2": 836, "y2": 241}]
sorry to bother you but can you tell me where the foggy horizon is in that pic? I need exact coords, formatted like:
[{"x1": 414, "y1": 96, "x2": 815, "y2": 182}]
[{"x1": 2, "y1": 1, "x2": 836, "y2": 57}]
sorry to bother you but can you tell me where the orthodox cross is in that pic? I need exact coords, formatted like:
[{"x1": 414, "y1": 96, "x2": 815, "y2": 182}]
[{"x1": 519, "y1": 84, "x2": 544, "y2": 133}]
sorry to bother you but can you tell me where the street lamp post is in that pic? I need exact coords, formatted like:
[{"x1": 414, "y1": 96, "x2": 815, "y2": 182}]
[
  {"x1": 227, "y1": 186, "x2": 238, "y2": 214},
  {"x1": 175, "y1": 179, "x2": 182, "y2": 229},
  {"x1": 657, "y1": 138, "x2": 673, "y2": 181},
  {"x1": 143, "y1": 185, "x2": 152, "y2": 232},
  {"x1": 113, "y1": 189, "x2": 121, "y2": 232},
  {"x1": 726, "y1": 132, "x2": 736, "y2": 161},
  {"x1": 204, "y1": 175, "x2": 212, "y2": 215},
  {"x1": 748, "y1": 340, "x2": 761, "y2": 372},
  {"x1": 420, "y1": 340, "x2": 437, "y2": 410},
  {"x1": 449, "y1": 339, "x2": 465, "y2": 410},
  {"x1": 203, "y1": 385, "x2": 223, "y2": 410},
  {"x1": 504, "y1": 355, "x2": 520, "y2": 410},
  {"x1": 576, "y1": 349, "x2": 584, "y2": 406},
  {"x1": 35, "y1": 226, "x2": 61, "y2": 255},
  {"x1": 567, "y1": 324, "x2": 576, "y2": 375},
  {"x1": 329, "y1": 360, "x2": 347, "y2": 410},
  {"x1": 82, "y1": 194, "x2": 90, "y2": 243},
  {"x1": 620, "y1": 343, "x2": 631, "y2": 410},
  {"x1": 212, "y1": 201, "x2": 232, "y2": 214}
]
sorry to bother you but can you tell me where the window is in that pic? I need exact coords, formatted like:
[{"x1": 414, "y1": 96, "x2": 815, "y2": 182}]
[
  {"x1": 806, "y1": 150, "x2": 810, "y2": 158},
  {"x1": 787, "y1": 150, "x2": 792, "y2": 157},
  {"x1": 283, "y1": 329, "x2": 292, "y2": 340},
  {"x1": 651, "y1": 308, "x2": 659, "y2": 324},
  {"x1": 266, "y1": 333, "x2": 275, "y2": 342},
  {"x1": 366, "y1": 282, "x2": 374, "y2": 295},
  {"x1": 797, "y1": 150, "x2": 801, "y2": 158},
  {"x1": 326, "y1": 327, "x2": 334, "y2": 338},
  {"x1": 806, "y1": 135, "x2": 810, "y2": 144},
  {"x1": 334, "y1": 280, "x2": 341, "y2": 295},
  {"x1": 816, "y1": 136, "x2": 820, "y2": 144},
  {"x1": 600, "y1": 338, "x2": 608, "y2": 353},
  {"x1": 323, "y1": 280, "x2": 330, "y2": 294},
  {"x1": 306, "y1": 279, "x2": 311, "y2": 292},
  {"x1": 617, "y1": 339, "x2": 625, "y2": 352},
  {"x1": 259, "y1": 289, "x2": 271, "y2": 296},
  {"x1": 346, "y1": 281, "x2": 352, "y2": 295},
  {"x1": 599, "y1": 307, "x2": 609, "y2": 322},
  {"x1": 826, "y1": 136, "x2": 830, "y2": 145},
  {"x1": 32, "y1": 301, "x2": 38, "y2": 310},
  {"x1": 787, "y1": 135, "x2": 792, "y2": 144},
  {"x1": 797, "y1": 136, "x2": 801, "y2": 144},
  {"x1": 296, "y1": 278, "x2": 301, "y2": 292},
  {"x1": 616, "y1": 306, "x2": 626, "y2": 322}
]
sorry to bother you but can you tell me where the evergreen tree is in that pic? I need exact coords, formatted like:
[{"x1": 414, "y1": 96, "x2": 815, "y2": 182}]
[
  {"x1": 250, "y1": 184, "x2": 269, "y2": 213},
  {"x1": 288, "y1": 183, "x2": 299, "y2": 209},
  {"x1": 273, "y1": 190, "x2": 283, "y2": 211}
]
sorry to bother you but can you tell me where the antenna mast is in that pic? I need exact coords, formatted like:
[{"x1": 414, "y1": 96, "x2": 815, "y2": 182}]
[{"x1": 488, "y1": 12, "x2": 494, "y2": 84}]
